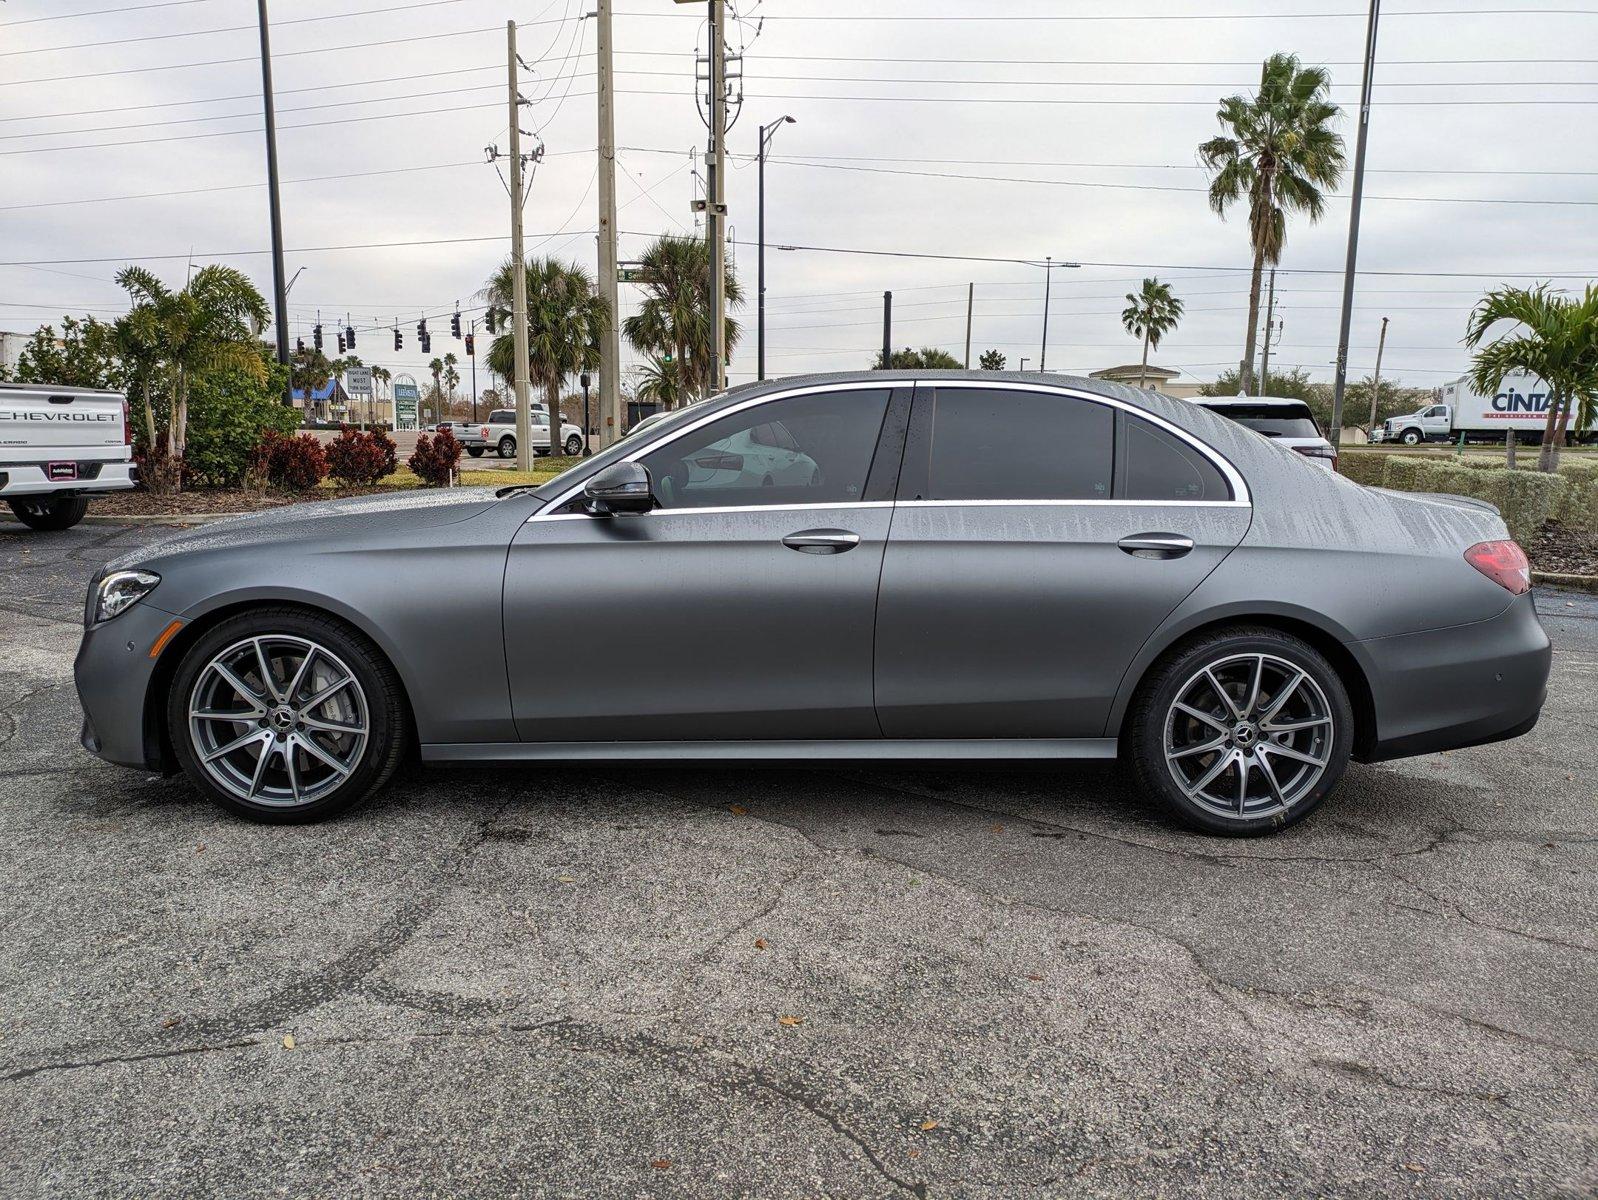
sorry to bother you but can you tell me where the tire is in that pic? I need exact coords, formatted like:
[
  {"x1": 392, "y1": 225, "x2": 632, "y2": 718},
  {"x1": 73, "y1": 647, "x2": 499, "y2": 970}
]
[
  {"x1": 7, "y1": 496, "x2": 89, "y2": 531},
  {"x1": 497, "y1": 436, "x2": 515, "y2": 459},
  {"x1": 467, "y1": 447, "x2": 485, "y2": 458},
  {"x1": 1400, "y1": 429, "x2": 1422, "y2": 446},
  {"x1": 1126, "y1": 626, "x2": 1353, "y2": 837},
  {"x1": 166, "y1": 607, "x2": 408, "y2": 824},
  {"x1": 564, "y1": 434, "x2": 583, "y2": 456}
]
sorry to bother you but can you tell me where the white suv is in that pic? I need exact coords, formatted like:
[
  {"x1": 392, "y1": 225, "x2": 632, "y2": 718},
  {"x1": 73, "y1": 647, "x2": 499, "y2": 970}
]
[{"x1": 1191, "y1": 396, "x2": 1338, "y2": 471}]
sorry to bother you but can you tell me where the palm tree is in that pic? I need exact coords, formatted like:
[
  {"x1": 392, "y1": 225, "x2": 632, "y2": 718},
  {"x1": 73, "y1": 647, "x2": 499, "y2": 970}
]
[
  {"x1": 636, "y1": 354, "x2": 690, "y2": 410},
  {"x1": 1121, "y1": 278, "x2": 1185, "y2": 389},
  {"x1": 480, "y1": 255, "x2": 610, "y2": 455},
  {"x1": 427, "y1": 356, "x2": 444, "y2": 425},
  {"x1": 114, "y1": 264, "x2": 269, "y2": 489},
  {"x1": 1465, "y1": 284, "x2": 1598, "y2": 473},
  {"x1": 443, "y1": 351, "x2": 460, "y2": 415},
  {"x1": 621, "y1": 234, "x2": 742, "y2": 406},
  {"x1": 370, "y1": 364, "x2": 391, "y2": 428},
  {"x1": 1200, "y1": 53, "x2": 1345, "y2": 393}
]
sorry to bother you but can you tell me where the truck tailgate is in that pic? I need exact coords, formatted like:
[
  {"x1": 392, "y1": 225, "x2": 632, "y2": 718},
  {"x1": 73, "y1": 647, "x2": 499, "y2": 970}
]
[{"x1": 0, "y1": 389, "x2": 128, "y2": 464}]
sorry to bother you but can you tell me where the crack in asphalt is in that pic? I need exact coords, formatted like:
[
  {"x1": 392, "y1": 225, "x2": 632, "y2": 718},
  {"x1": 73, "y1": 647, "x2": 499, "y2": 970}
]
[
  {"x1": 1311, "y1": 1056, "x2": 1511, "y2": 1105},
  {"x1": 1, "y1": 1038, "x2": 260, "y2": 1083}
]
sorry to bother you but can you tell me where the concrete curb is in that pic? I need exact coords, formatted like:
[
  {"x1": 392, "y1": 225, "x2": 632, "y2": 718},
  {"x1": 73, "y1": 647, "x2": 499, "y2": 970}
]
[
  {"x1": 1533, "y1": 571, "x2": 1598, "y2": 595},
  {"x1": 0, "y1": 511, "x2": 250, "y2": 528}
]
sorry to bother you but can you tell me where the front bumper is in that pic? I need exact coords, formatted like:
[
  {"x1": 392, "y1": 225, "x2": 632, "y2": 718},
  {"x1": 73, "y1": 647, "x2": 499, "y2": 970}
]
[
  {"x1": 1358, "y1": 590, "x2": 1551, "y2": 762},
  {"x1": 73, "y1": 601, "x2": 179, "y2": 770},
  {"x1": 1, "y1": 461, "x2": 137, "y2": 497}
]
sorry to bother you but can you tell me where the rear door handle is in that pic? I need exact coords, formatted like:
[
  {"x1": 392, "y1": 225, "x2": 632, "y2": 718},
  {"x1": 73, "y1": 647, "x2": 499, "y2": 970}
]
[
  {"x1": 1118, "y1": 532, "x2": 1194, "y2": 559},
  {"x1": 782, "y1": 528, "x2": 860, "y2": 555}
]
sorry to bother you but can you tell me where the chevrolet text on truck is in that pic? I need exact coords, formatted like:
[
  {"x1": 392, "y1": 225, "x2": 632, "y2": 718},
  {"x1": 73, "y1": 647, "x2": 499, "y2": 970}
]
[
  {"x1": 0, "y1": 383, "x2": 136, "y2": 530},
  {"x1": 1372, "y1": 371, "x2": 1592, "y2": 445}
]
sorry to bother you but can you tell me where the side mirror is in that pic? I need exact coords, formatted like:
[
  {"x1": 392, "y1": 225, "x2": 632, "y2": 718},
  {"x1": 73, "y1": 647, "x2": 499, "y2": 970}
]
[{"x1": 583, "y1": 461, "x2": 655, "y2": 516}]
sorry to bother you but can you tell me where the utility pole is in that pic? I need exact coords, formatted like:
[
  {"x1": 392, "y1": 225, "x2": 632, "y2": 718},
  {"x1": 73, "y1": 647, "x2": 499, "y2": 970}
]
[
  {"x1": 1368, "y1": 315, "x2": 1389, "y2": 429},
  {"x1": 881, "y1": 292, "x2": 893, "y2": 368},
  {"x1": 707, "y1": 0, "x2": 728, "y2": 395},
  {"x1": 469, "y1": 318, "x2": 479, "y2": 421},
  {"x1": 1331, "y1": 0, "x2": 1381, "y2": 452},
  {"x1": 595, "y1": 0, "x2": 621, "y2": 447},
  {"x1": 1039, "y1": 256, "x2": 1053, "y2": 371},
  {"x1": 507, "y1": 21, "x2": 533, "y2": 473},
  {"x1": 964, "y1": 282, "x2": 974, "y2": 368},
  {"x1": 1258, "y1": 267, "x2": 1277, "y2": 397},
  {"x1": 256, "y1": 0, "x2": 290, "y2": 403},
  {"x1": 757, "y1": 115, "x2": 796, "y2": 382}
]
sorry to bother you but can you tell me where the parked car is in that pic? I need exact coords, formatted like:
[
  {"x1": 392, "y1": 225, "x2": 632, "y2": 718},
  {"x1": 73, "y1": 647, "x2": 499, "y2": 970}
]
[
  {"x1": 1, "y1": 382, "x2": 137, "y2": 530},
  {"x1": 455, "y1": 407, "x2": 584, "y2": 458},
  {"x1": 1192, "y1": 396, "x2": 1338, "y2": 470},
  {"x1": 76, "y1": 371, "x2": 1549, "y2": 835}
]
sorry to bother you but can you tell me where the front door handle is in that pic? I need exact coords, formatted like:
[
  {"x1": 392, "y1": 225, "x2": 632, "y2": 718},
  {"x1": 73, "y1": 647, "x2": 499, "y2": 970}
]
[
  {"x1": 1118, "y1": 532, "x2": 1194, "y2": 559},
  {"x1": 782, "y1": 528, "x2": 860, "y2": 555}
]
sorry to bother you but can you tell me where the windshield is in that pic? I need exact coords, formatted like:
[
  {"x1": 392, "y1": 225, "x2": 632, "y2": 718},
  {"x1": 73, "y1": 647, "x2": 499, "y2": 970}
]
[{"x1": 1205, "y1": 402, "x2": 1321, "y2": 439}]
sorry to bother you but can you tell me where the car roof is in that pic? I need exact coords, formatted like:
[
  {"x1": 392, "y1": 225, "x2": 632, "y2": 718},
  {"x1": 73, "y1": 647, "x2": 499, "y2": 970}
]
[{"x1": 1190, "y1": 395, "x2": 1312, "y2": 409}]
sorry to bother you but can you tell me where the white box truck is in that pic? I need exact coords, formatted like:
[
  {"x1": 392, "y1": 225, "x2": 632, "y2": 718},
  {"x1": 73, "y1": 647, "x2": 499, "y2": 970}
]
[
  {"x1": 1371, "y1": 372, "x2": 1592, "y2": 446},
  {"x1": 0, "y1": 383, "x2": 136, "y2": 530}
]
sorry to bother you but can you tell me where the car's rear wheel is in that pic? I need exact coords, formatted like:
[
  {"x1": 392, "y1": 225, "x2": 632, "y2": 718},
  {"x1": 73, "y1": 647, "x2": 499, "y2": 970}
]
[
  {"x1": 8, "y1": 496, "x2": 90, "y2": 531},
  {"x1": 497, "y1": 436, "x2": 515, "y2": 458},
  {"x1": 467, "y1": 446, "x2": 485, "y2": 458},
  {"x1": 1127, "y1": 627, "x2": 1353, "y2": 836},
  {"x1": 167, "y1": 608, "x2": 407, "y2": 823}
]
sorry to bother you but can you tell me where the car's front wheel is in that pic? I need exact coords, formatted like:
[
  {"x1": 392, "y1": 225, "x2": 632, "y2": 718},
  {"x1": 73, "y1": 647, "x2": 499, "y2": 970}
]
[
  {"x1": 8, "y1": 496, "x2": 90, "y2": 530},
  {"x1": 1126, "y1": 627, "x2": 1353, "y2": 836},
  {"x1": 167, "y1": 608, "x2": 408, "y2": 823},
  {"x1": 1401, "y1": 429, "x2": 1422, "y2": 445},
  {"x1": 564, "y1": 433, "x2": 583, "y2": 456}
]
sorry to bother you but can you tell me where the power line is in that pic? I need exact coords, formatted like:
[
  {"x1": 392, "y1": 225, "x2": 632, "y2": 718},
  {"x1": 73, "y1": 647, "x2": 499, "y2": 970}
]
[
  {"x1": 0, "y1": 0, "x2": 224, "y2": 25},
  {"x1": 0, "y1": 232, "x2": 599, "y2": 268},
  {"x1": 615, "y1": 5, "x2": 1598, "y2": 18}
]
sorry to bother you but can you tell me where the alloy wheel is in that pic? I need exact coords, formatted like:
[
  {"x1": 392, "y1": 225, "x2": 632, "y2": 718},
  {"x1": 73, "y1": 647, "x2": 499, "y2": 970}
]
[
  {"x1": 1163, "y1": 652, "x2": 1334, "y2": 821},
  {"x1": 187, "y1": 635, "x2": 370, "y2": 808}
]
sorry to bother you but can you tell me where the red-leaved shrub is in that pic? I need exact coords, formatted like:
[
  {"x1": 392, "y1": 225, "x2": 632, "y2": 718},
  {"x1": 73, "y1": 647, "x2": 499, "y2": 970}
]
[
  {"x1": 408, "y1": 428, "x2": 461, "y2": 487},
  {"x1": 325, "y1": 425, "x2": 397, "y2": 486},
  {"x1": 254, "y1": 430, "x2": 328, "y2": 491}
]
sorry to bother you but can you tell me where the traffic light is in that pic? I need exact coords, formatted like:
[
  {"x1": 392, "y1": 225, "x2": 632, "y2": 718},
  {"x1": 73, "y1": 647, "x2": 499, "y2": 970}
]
[
  {"x1": 451, "y1": 309, "x2": 462, "y2": 339},
  {"x1": 345, "y1": 323, "x2": 356, "y2": 349},
  {"x1": 312, "y1": 323, "x2": 323, "y2": 351},
  {"x1": 296, "y1": 337, "x2": 306, "y2": 353},
  {"x1": 337, "y1": 333, "x2": 346, "y2": 354},
  {"x1": 484, "y1": 307, "x2": 498, "y2": 334},
  {"x1": 393, "y1": 327, "x2": 402, "y2": 351},
  {"x1": 416, "y1": 317, "x2": 427, "y2": 339},
  {"x1": 464, "y1": 333, "x2": 475, "y2": 356},
  {"x1": 420, "y1": 332, "x2": 432, "y2": 354}
]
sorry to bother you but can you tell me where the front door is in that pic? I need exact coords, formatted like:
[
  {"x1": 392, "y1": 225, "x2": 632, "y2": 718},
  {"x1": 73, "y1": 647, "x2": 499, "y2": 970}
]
[
  {"x1": 504, "y1": 384, "x2": 908, "y2": 741},
  {"x1": 874, "y1": 384, "x2": 1252, "y2": 739}
]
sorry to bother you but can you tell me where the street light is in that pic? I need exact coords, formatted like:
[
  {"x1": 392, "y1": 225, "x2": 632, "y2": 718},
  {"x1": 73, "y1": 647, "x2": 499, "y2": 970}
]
[
  {"x1": 580, "y1": 371, "x2": 592, "y2": 456},
  {"x1": 757, "y1": 114, "x2": 797, "y2": 382},
  {"x1": 1037, "y1": 256, "x2": 1081, "y2": 372}
]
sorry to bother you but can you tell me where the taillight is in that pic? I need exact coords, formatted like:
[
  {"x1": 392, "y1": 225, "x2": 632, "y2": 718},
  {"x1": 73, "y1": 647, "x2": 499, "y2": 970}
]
[
  {"x1": 122, "y1": 398, "x2": 132, "y2": 445},
  {"x1": 1465, "y1": 540, "x2": 1531, "y2": 595}
]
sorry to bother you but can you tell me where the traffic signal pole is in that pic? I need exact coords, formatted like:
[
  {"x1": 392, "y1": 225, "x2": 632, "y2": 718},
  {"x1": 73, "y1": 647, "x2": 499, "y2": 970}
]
[
  {"x1": 595, "y1": 0, "x2": 622, "y2": 448},
  {"x1": 707, "y1": 0, "x2": 728, "y2": 394},
  {"x1": 507, "y1": 21, "x2": 533, "y2": 473}
]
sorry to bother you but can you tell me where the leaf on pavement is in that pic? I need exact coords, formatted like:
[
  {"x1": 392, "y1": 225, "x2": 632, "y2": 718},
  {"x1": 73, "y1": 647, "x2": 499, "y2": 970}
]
[
  {"x1": 920, "y1": 1120, "x2": 939, "y2": 1131},
  {"x1": 281, "y1": 1034, "x2": 296, "y2": 1050},
  {"x1": 754, "y1": 938, "x2": 767, "y2": 950},
  {"x1": 729, "y1": 804, "x2": 748, "y2": 815},
  {"x1": 651, "y1": 1159, "x2": 671, "y2": 1170},
  {"x1": 777, "y1": 1015, "x2": 804, "y2": 1026}
]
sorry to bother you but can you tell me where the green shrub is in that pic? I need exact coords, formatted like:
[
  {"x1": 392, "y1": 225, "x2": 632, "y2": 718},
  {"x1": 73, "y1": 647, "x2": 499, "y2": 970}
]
[
  {"x1": 184, "y1": 363, "x2": 299, "y2": 487},
  {"x1": 1335, "y1": 452, "x2": 1387, "y2": 487},
  {"x1": 1380, "y1": 456, "x2": 1430, "y2": 492}
]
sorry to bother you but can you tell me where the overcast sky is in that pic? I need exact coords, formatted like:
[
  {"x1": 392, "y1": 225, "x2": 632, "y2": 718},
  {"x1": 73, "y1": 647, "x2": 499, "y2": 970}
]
[{"x1": 2, "y1": 0, "x2": 1594, "y2": 398}]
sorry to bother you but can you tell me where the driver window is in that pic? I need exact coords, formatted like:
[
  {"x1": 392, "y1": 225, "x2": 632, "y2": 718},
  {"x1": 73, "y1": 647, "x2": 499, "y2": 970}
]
[{"x1": 639, "y1": 390, "x2": 891, "y2": 510}]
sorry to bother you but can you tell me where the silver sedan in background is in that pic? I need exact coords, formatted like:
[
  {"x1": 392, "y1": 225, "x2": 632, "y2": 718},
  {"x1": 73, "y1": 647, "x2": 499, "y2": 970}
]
[{"x1": 75, "y1": 372, "x2": 1549, "y2": 835}]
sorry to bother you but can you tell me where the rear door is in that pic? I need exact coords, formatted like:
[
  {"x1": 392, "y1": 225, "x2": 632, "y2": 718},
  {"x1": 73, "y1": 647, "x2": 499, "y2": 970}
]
[
  {"x1": 874, "y1": 383, "x2": 1251, "y2": 739},
  {"x1": 0, "y1": 387, "x2": 127, "y2": 468}
]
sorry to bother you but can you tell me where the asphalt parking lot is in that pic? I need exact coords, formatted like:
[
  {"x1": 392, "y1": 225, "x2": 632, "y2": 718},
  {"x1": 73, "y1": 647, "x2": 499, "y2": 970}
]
[{"x1": 1, "y1": 521, "x2": 1595, "y2": 1198}]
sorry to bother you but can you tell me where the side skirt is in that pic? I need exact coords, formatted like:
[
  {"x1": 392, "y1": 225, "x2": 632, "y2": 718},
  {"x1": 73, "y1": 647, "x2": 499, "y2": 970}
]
[{"x1": 422, "y1": 738, "x2": 1120, "y2": 764}]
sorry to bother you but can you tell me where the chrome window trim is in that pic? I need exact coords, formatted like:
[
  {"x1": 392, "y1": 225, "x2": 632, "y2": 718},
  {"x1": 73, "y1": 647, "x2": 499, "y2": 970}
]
[
  {"x1": 898, "y1": 498, "x2": 1250, "y2": 510},
  {"x1": 535, "y1": 500, "x2": 895, "y2": 522},
  {"x1": 528, "y1": 377, "x2": 1250, "y2": 522}
]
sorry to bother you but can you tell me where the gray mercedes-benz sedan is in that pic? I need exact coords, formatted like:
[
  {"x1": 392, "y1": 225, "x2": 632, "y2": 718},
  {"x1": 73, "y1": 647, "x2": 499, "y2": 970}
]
[{"x1": 75, "y1": 372, "x2": 1550, "y2": 835}]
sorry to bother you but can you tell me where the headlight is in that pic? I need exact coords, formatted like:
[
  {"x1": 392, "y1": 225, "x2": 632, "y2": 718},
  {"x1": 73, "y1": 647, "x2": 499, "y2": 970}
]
[{"x1": 93, "y1": 569, "x2": 161, "y2": 623}]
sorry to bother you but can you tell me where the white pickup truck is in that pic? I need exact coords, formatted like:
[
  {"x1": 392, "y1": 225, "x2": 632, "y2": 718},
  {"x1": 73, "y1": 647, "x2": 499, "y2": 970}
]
[
  {"x1": 0, "y1": 383, "x2": 136, "y2": 530},
  {"x1": 454, "y1": 407, "x2": 585, "y2": 459},
  {"x1": 1370, "y1": 371, "x2": 1594, "y2": 446}
]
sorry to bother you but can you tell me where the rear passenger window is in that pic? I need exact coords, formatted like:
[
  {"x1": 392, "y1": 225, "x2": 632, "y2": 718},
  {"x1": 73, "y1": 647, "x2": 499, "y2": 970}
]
[
  {"x1": 1120, "y1": 417, "x2": 1231, "y2": 502},
  {"x1": 926, "y1": 389, "x2": 1113, "y2": 501}
]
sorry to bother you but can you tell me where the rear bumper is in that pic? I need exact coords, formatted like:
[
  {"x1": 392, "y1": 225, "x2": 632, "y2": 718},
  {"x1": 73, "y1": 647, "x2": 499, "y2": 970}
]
[
  {"x1": 1357, "y1": 591, "x2": 1551, "y2": 762},
  {"x1": 0, "y1": 461, "x2": 136, "y2": 497}
]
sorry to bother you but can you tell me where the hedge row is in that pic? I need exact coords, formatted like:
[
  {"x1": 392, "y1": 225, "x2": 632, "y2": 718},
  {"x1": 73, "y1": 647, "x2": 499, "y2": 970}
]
[{"x1": 1343, "y1": 453, "x2": 1592, "y2": 541}]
